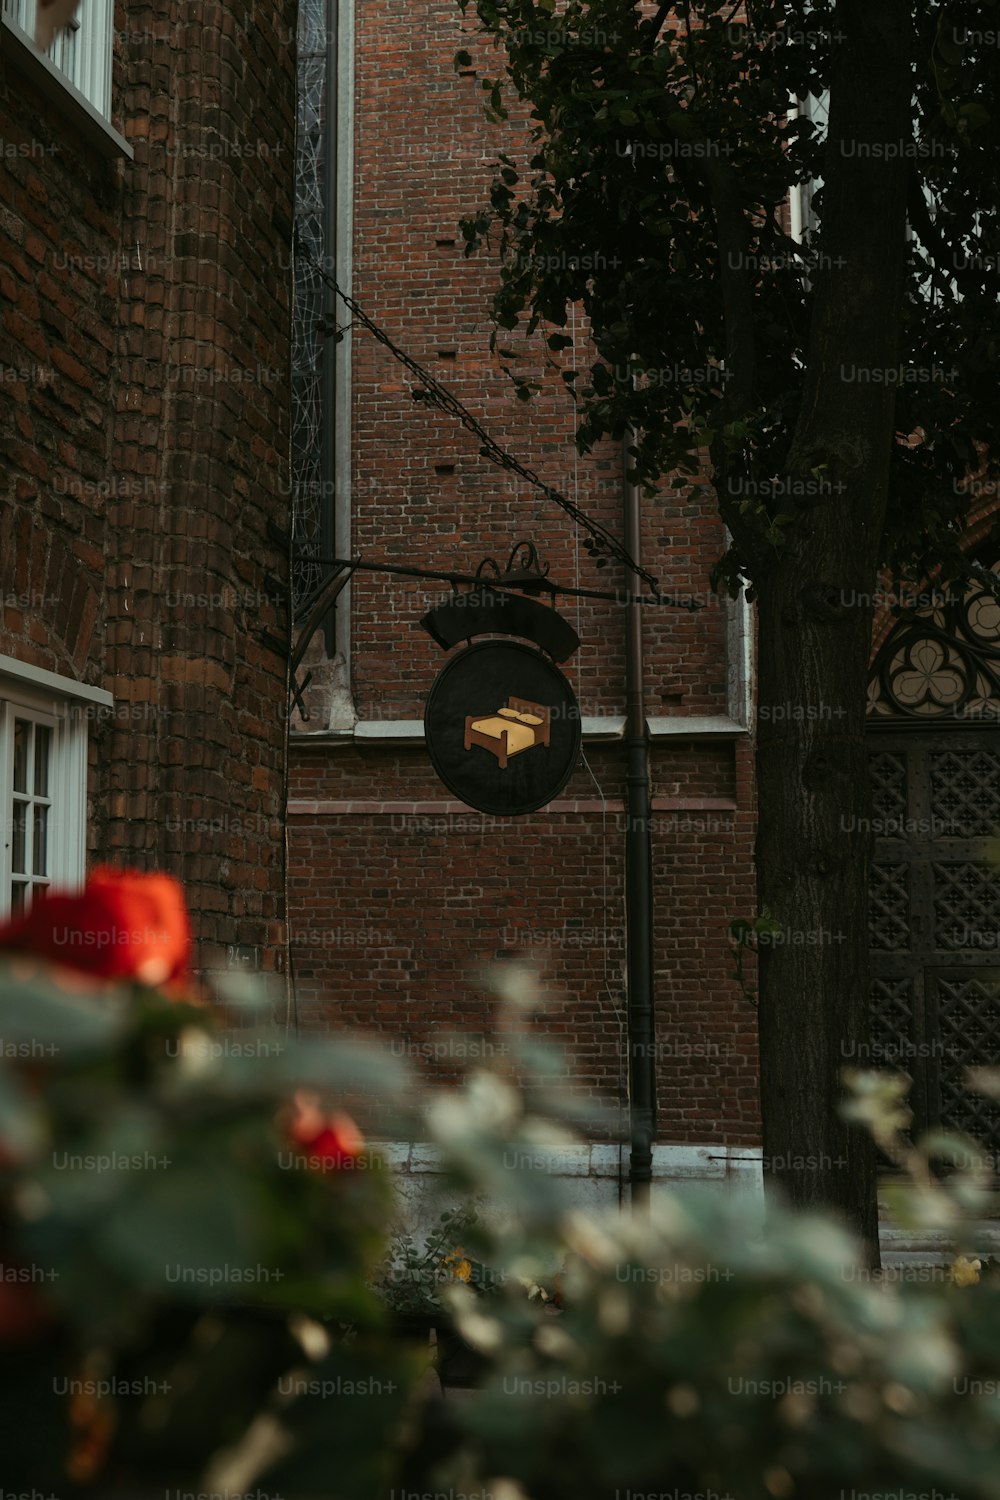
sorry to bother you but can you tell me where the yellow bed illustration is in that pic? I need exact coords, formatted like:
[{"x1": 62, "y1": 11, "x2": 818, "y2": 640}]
[{"x1": 463, "y1": 696, "x2": 551, "y2": 770}]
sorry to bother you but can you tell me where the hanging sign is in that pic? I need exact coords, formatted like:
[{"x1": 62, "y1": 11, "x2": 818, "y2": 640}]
[
  {"x1": 421, "y1": 588, "x2": 580, "y2": 662},
  {"x1": 423, "y1": 639, "x2": 581, "y2": 816}
]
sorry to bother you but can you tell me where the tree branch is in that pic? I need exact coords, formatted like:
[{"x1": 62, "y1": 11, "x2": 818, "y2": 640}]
[
  {"x1": 643, "y1": 4, "x2": 673, "y2": 52},
  {"x1": 701, "y1": 155, "x2": 770, "y2": 571},
  {"x1": 906, "y1": 169, "x2": 999, "y2": 302}
]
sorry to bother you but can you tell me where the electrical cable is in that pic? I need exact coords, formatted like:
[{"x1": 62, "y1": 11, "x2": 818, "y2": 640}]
[{"x1": 298, "y1": 248, "x2": 662, "y2": 594}]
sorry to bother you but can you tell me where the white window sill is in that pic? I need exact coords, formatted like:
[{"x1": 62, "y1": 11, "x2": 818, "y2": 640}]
[
  {"x1": 291, "y1": 714, "x2": 750, "y2": 746},
  {"x1": 647, "y1": 714, "x2": 749, "y2": 737},
  {"x1": 0, "y1": 655, "x2": 110, "y2": 914},
  {"x1": 0, "y1": 14, "x2": 132, "y2": 160},
  {"x1": 0, "y1": 653, "x2": 113, "y2": 707},
  {"x1": 371, "y1": 1139, "x2": 764, "y2": 1184}
]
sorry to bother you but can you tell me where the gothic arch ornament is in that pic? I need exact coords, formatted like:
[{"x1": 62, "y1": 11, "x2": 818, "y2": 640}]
[{"x1": 868, "y1": 561, "x2": 1000, "y2": 720}]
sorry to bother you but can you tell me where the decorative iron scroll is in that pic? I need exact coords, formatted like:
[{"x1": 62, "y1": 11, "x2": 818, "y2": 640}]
[
  {"x1": 868, "y1": 975, "x2": 916, "y2": 1073},
  {"x1": 931, "y1": 748, "x2": 1000, "y2": 837},
  {"x1": 869, "y1": 862, "x2": 910, "y2": 952},
  {"x1": 932, "y1": 859, "x2": 1000, "y2": 950},
  {"x1": 474, "y1": 539, "x2": 552, "y2": 593},
  {"x1": 867, "y1": 728, "x2": 1000, "y2": 1161},
  {"x1": 868, "y1": 562, "x2": 1000, "y2": 719},
  {"x1": 869, "y1": 750, "x2": 907, "y2": 822},
  {"x1": 937, "y1": 974, "x2": 1000, "y2": 1146}
]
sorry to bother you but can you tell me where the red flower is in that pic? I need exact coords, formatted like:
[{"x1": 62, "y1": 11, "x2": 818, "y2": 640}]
[
  {"x1": 0, "y1": 867, "x2": 191, "y2": 990},
  {"x1": 0, "y1": 1271, "x2": 52, "y2": 1346},
  {"x1": 289, "y1": 1090, "x2": 364, "y2": 1170}
]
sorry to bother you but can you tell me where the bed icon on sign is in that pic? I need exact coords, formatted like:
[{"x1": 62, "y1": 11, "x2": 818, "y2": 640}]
[{"x1": 463, "y1": 697, "x2": 551, "y2": 770}]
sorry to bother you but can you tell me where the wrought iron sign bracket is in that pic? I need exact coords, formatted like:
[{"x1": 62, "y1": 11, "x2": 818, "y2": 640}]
[
  {"x1": 289, "y1": 551, "x2": 702, "y2": 611},
  {"x1": 422, "y1": 539, "x2": 580, "y2": 663},
  {"x1": 284, "y1": 535, "x2": 701, "y2": 717},
  {"x1": 474, "y1": 539, "x2": 552, "y2": 597}
]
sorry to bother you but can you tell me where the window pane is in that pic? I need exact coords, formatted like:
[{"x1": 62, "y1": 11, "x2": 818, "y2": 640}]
[
  {"x1": 34, "y1": 725, "x2": 51, "y2": 797},
  {"x1": 13, "y1": 719, "x2": 29, "y2": 793},
  {"x1": 10, "y1": 882, "x2": 26, "y2": 916},
  {"x1": 33, "y1": 803, "x2": 48, "y2": 877},
  {"x1": 52, "y1": 22, "x2": 78, "y2": 79},
  {"x1": 11, "y1": 801, "x2": 27, "y2": 875},
  {"x1": 4, "y1": 1, "x2": 32, "y2": 32}
]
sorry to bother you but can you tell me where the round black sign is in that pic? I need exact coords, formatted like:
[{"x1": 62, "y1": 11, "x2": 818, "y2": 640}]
[{"x1": 424, "y1": 641, "x2": 582, "y2": 815}]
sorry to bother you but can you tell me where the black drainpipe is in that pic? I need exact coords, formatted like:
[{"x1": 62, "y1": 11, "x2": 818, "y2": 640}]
[{"x1": 623, "y1": 430, "x2": 656, "y2": 1212}]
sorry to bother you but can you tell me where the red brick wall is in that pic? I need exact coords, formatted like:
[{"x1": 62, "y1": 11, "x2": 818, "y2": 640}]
[
  {"x1": 290, "y1": 741, "x2": 759, "y2": 1143},
  {"x1": 286, "y1": 0, "x2": 760, "y2": 1144},
  {"x1": 0, "y1": 2, "x2": 295, "y2": 976},
  {"x1": 347, "y1": 0, "x2": 731, "y2": 722}
]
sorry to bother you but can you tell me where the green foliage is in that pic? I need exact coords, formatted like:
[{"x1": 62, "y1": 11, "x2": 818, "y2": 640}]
[
  {"x1": 432, "y1": 1191, "x2": 1000, "y2": 1500},
  {"x1": 7, "y1": 963, "x2": 1000, "y2": 1496},
  {"x1": 455, "y1": 0, "x2": 1000, "y2": 593},
  {"x1": 728, "y1": 904, "x2": 784, "y2": 1004},
  {"x1": 416, "y1": 1061, "x2": 1000, "y2": 1500},
  {"x1": 0, "y1": 961, "x2": 410, "y2": 1488},
  {"x1": 370, "y1": 1203, "x2": 497, "y2": 1317}
]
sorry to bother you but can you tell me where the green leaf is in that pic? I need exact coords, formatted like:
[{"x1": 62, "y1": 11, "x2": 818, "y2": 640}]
[
  {"x1": 936, "y1": 35, "x2": 966, "y2": 68},
  {"x1": 260, "y1": 1339, "x2": 424, "y2": 1496},
  {"x1": 958, "y1": 101, "x2": 992, "y2": 133},
  {"x1": 0, "y1": 1063, "x2": 46, "y2": 1160},
  {"x1": 0, "y1": 962, "x2": 128, "y2": 1057},
  {"x1": 97, "y1": 1156, "x2": 263, "y2": 1296}
]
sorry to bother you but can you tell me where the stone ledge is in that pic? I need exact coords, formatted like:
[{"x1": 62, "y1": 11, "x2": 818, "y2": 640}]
[{"x1": 373, "y1": 1140, "x2": 764, "y2": 1182}]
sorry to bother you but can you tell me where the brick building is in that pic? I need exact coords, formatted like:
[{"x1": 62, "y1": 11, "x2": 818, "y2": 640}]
[
  {"x1": 286, "y1": 0, "x2": 761, "y2": 1178},
  {"x1": 286, "y1": 0, "x2": 1000, "y2": 1197},
  {"x1": 5, "y1": 0, "x2": 999, "y2": 1201},
  {"x1": 1, "y1": 0, "x2": 295, "y2": 983}
]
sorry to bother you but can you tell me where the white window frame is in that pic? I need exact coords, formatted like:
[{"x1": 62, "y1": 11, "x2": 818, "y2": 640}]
[
  {"x1": 0, "y1": 655, "x2": 113, "y2": 921},
  {"x1": 791, "y1": 87, "x2": 969, "y2": 309},
  {"x1": 0, "y1": 0, "x2": 130, "y2": 158},
  {"x1": 4, "y1": 701, "x2": 58, "y2": 914},
  {"x1": 789, "y1": 89, "x2": 829, "y2": 250},
  {"x1": 1, "y1": 0, "x2": 113, "y2": 118},
  {"x1": 291, "y1": 0, "x2": 355, "y2": 730}
]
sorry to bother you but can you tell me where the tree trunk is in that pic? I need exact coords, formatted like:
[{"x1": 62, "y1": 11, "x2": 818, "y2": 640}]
[
  {"x1": 754, "y1": 0, "x2": 913, "y2": 1256},
  {"x1": 756, "y1": 542, "x2": 881, "y2": 1252}
]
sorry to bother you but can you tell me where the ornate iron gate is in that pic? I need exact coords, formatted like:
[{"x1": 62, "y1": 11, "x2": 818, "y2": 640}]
[
  {"x1": 867, "y1": 567, "x2": 1000, "y2": 1154},
  {"x1": 868, "y1": 732, "x2": 1000, "y2": 1148}
]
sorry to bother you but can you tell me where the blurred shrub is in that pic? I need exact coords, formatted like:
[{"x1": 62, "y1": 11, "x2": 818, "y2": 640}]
[{"x1": 4, "y1": 879, "x2": 1000, "y2": 1498}]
